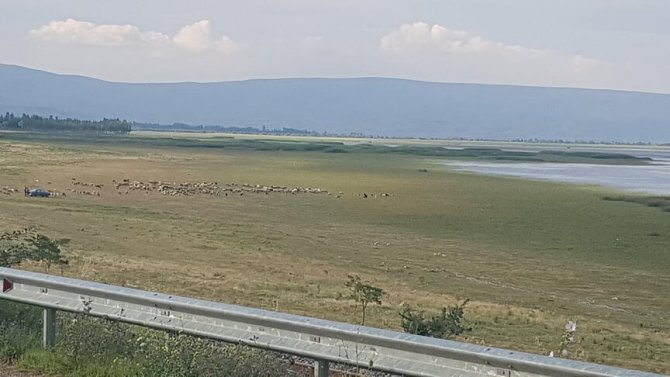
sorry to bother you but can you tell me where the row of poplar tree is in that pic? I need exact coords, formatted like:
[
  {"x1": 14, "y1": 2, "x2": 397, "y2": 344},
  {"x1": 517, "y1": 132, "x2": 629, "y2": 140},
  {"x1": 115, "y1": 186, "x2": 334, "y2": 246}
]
[{"x1": 0, "y1": 112, "x2": 131, "y2": 134}]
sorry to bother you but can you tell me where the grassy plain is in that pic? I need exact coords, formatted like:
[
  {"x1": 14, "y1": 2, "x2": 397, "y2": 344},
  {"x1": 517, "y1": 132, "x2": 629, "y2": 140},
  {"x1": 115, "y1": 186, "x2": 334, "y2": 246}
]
[{"x1": 1, "y1": 132, "x2": 669, "y2": 373}]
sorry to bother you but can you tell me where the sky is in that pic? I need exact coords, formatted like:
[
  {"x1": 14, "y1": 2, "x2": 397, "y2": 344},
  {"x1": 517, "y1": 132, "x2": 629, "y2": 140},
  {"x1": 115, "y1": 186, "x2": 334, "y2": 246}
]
[{"x1": 2, "y1": 0, "x2": 669, "y2": 93}]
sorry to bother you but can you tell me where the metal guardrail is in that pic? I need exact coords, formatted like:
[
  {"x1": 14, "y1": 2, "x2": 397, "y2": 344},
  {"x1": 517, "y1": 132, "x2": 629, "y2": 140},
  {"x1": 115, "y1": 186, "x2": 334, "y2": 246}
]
[{"x1": 0, "y1": 267, "x2": 664, "y2": 377}]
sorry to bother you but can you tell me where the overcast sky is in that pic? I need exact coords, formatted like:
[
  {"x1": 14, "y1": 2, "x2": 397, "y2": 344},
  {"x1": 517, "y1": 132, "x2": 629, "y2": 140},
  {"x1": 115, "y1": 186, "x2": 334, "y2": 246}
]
[{"x1": 2, "y1": 0, "x2": 669, "y2": 93}]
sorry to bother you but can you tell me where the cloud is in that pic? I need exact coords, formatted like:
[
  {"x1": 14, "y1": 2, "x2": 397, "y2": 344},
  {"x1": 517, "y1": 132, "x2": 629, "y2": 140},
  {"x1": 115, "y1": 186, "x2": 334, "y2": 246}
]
[
  {"x1": 381, "y1": 22, "x2": 540, "y2": 55},
  {"x1": 380, "y1": 22, "x2": 599, "y2": 74},
  {"x1": 30, "y1": 19, "x2": 235, "y2": 54},
  {"x1": 172, "y1": 20, "x2": 236, "y2": 53},
  {"x1": 30, "y1": 19, "x2": 168, "y2": 47}
]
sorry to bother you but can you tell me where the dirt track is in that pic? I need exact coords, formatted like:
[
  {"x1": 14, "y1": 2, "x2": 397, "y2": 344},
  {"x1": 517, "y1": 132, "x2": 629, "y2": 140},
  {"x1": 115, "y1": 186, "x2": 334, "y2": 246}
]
[{"x1": 0, "y1": 366, "x2": 42, "y2": 377}]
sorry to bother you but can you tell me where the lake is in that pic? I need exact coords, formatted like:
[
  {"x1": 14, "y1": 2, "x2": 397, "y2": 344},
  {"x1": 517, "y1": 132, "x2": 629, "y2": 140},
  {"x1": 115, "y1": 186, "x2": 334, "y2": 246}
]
[{"x1": 443, "y1": 161, "x2": 670, "y2": 195}]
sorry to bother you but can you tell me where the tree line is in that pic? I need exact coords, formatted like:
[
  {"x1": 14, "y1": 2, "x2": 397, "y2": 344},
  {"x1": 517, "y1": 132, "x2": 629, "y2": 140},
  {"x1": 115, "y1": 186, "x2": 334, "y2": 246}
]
[
  {"x1": 0, "y1": 113, "x2": 131, "y2": 134},
  {"x1": 132, "y1": 121, "x2": 321, "y2": 136}
]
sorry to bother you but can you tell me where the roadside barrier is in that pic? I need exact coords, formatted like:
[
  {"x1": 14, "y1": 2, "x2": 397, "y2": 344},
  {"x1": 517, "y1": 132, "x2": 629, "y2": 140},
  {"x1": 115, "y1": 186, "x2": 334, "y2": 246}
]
[{"x1": 0, "y1": 267, "x2": 663, "y2": 377}]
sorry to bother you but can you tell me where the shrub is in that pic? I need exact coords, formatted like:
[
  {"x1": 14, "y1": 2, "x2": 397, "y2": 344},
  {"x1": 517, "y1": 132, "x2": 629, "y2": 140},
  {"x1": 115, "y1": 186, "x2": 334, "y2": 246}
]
[{"x1": 400, "y1": 299, "x2": 471, "y2": 339}]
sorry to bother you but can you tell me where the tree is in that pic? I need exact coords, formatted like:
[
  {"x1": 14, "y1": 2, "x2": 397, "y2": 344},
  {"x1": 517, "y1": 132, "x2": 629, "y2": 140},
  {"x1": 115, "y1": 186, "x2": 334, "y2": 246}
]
[
  {"x1": 0, "y1": 243, "x2": 27, "y2": 267},
  {"x1": 0, "y1": 112, "x2": 131, "y2": 134},
  {"x1": 0, "y1": 228, "x2": 69, "y2": 270},
  {"x1": 345, "y1": 275, "x2": 385, "y2": 325},
  {"x1": 0, "y1": 228, "x2": 32, "y2": 267},
  {"x1": 26, "y1": 234, "x2": 70, "y2": 272},
  {"x1": 399, "y1": 299, "x2": 471, "y2": 339}
]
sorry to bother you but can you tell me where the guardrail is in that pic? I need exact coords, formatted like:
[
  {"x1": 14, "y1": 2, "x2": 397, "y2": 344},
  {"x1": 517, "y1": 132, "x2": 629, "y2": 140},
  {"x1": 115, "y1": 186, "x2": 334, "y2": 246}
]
[{"x1": 0, "y1": 267, "x2": 663, "y2": 377}]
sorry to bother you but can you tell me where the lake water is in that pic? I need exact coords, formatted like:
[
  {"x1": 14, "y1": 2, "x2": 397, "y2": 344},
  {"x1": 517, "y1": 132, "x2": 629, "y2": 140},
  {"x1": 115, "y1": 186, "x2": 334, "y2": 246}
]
[{"x1": 443, "y1": 161, "x2": 670, "y2": 195}]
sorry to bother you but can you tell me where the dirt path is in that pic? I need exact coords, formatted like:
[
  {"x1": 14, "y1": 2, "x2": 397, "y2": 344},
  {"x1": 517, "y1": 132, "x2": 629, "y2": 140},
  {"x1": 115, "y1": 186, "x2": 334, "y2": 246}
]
[{"x1": 0, "y1": 366, "x2": 44, "y2": 377}]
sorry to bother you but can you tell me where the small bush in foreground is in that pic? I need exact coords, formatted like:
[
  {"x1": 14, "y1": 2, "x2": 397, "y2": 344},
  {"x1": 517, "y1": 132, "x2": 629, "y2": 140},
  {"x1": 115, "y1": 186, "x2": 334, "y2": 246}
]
[{"x1": 400, "y1": 299, "x2": 471, "y2": 339}]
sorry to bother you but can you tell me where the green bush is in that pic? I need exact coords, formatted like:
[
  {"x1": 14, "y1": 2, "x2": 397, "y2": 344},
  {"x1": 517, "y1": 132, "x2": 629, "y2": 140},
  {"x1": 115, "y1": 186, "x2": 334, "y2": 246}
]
[{"x1": 400, "y1": 299, "x2": 471, "y2": 339}]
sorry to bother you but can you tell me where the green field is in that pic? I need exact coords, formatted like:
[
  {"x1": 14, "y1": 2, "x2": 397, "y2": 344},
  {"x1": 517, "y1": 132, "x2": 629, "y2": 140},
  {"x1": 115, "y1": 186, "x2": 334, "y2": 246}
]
[{"x1": 1, "y1": 132, "x2": 668, "y2": 374}]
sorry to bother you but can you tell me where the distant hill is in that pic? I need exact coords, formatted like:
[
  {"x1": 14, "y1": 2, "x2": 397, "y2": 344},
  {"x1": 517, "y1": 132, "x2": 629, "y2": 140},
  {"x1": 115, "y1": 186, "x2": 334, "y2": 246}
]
[{"x1": 1, "y1": 64, "x2": 669, "y2": 142}]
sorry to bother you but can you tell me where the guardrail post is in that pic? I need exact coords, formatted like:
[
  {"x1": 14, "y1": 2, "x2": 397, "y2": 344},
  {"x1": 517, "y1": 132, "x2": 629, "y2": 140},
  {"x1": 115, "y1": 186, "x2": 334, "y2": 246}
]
[
  {"x1": 43, "y1": 308, "x2": 56, "y2": 348},
  {"x1": 314, "y1": 359, "x2": 329, "y2": 377}
]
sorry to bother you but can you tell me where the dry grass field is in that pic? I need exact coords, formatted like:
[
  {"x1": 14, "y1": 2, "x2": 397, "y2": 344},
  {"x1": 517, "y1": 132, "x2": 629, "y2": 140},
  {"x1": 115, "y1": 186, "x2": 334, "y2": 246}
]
[{"x1": 1, "y1": 133, "x2": 668, "y2": 373}]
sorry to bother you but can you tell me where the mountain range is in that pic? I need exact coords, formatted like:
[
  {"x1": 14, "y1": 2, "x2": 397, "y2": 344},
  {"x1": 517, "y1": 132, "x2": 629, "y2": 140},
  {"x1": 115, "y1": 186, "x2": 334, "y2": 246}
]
[{"x1": 1, "y1": 64, "x2": 669, "y2": 142}]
